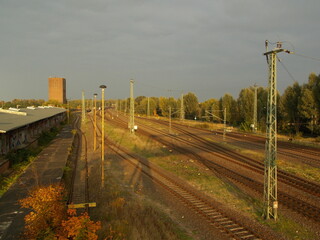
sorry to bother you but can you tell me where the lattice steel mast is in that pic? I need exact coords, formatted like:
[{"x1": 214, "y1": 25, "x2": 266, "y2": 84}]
[{"x1": 263, "y1": 41, "x2": 290, "y2": 220}]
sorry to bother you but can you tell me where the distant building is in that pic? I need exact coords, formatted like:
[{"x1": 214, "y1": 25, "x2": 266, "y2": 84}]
[{"x1": 48, "y1": 77, "x2": 66, "y2": 104}]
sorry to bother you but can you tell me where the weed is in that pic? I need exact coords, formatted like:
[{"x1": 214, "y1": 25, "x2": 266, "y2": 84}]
[{"x1": 105, "y1": 121, "x2": 317, "y2": 240}]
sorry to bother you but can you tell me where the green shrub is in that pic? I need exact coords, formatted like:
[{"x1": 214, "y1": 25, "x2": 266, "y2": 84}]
[{"x1": 38, "y1": 127, "x2": 59, "y2": 146}]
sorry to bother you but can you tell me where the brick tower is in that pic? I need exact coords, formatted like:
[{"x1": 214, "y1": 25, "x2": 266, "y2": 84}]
[{"x1": 48, "y1": 77, "x2": 66, "y2": 104}]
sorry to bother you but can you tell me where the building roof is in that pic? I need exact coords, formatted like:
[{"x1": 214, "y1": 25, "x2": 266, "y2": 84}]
[{"x1": 0, "y1": 107, "x2": 66, "y2": 133}]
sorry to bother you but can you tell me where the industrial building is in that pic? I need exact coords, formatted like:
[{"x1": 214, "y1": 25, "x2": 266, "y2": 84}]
[
  {"x1": 0, "y1": 107, "x2": 66, "y2": 172},
  {"x1": 48, "y1": 77, "x2": 67, "y2": 104}
]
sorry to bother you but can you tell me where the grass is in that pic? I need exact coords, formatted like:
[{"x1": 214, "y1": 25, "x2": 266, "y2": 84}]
[
  {"x1": 89, "y1": 159, "x2": 193, "y2": 240},
  {"x1": 262, "y1": 215, "x2": 317, "y2": 240},
  {"x1": 204, "y1": 136, "x2": 320, "y2": 184},
  {"x1": 0, "y1": 160, "x2": 31, "y2": 196},
  {"x1": 106, "y1": 125, "x2": 258, "y2": 217},
  {"x1": 104, "y1": 122, "x2": 318, "y2": 240},
  {"x1": 278, "y1": 159, "x2": 320, "y2": 183}
]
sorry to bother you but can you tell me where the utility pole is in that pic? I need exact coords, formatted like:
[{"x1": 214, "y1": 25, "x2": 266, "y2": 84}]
[
  {"x1": 116, "y1": 100, "x2": 118, "y2": 117},
  {"x1": 147, "y1": 97, "x2": 150, "y2": 118},
  {"x1": 125, "y1": 99, "x2": 127, "y2": 116},
  {"x1": 263, "y1": 41, "x2": 291, "y2": 220},
  {"x1": 205, "y1": 108, "x2": 227, "y2": 142},
  {"x1": 169, "y1": 106, "x2": 172, "y2": 134},
  {"x1": 93, "y1": 93, "x2": 97, "y2": 151},
  {"x1": 223, "y1": 107, "x2": 226, "y2": 142},
  {"x1": 180, "y1": 93, "x2": 185, "y2": 121},
  {"x1": 253, "y1": 84, "x2": 258, "y2": 133},
  {"x1": 100, "y1": 85, "x2": 107, "y2": 188},
  {"x1": 82, "y1": 91, "x2": 86, "y2": 124},
  {"x1": 129, "y1": 79, "x2": 135, "y2": 134}
]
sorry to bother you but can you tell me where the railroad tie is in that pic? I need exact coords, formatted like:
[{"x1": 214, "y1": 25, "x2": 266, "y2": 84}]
[
  {"x1": 218, "y1": 220, "x2": 233, "y2": 225},
  {"x1": 229, "y1": 227, "x2": 243, "y2": 231},
  {"x1": 239, "y1": 234, "x2": 256, "y2": 239},
  {"x1": 214, "y1": 217, "x2": 229, "y2": 222}
]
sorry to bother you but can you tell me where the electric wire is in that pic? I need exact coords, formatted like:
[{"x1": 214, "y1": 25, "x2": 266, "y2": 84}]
[
  {"x1": 277, "y1": 56, "x2": 297, "y2": 83},
  {"x1": 291, "y1": 52, "x2": 320, "y2": 62},
  {"x1": 137, "y1": 81, "x2": 182, "y2": 93}
]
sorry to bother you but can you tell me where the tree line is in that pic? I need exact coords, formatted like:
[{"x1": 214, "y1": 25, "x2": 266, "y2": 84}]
[
  {"x1": 111, "y1": 72, "x2": 320, "y2": 136},
  {"x1": 1, "y1": 72, "x2": 319, "y2": 136}
]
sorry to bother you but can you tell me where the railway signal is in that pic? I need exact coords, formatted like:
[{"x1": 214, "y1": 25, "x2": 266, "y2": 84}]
[{"x1": 263, "y1": 41, "x2": 291, "y2": 220}]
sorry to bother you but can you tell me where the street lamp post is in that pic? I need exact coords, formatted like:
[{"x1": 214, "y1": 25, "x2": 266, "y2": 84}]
[
  {"x1": 100, "y1": 85, "x2": 107, "y2": 188},
  {"x1": 93, "y1": 93, "x2": 98, "y2": 151}
]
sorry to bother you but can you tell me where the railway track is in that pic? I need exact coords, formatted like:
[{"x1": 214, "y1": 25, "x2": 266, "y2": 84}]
[
  {"x1": 203, "y1": 125, "x2": 320, "y2": 168},
  {"x1": 67, "y1": 114, "x2": 90, "y2": 212},
  {"x1": 140, "y1": 116, "x2": 320, "y2": 197},
  {"x1": 92, "y1": 113, "x2": 269, "y2": 240},
  {"x1": 142, "y1": 116, "x2": 320, "y2": 167},
  {"x1": 107, "y1": 113, "x2": 320, "y2": 222}
]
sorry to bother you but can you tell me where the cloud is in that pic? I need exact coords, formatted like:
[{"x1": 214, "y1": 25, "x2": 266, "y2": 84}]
[{"x1": 0, "y1": 0, "x2": 320, "y2": 101}]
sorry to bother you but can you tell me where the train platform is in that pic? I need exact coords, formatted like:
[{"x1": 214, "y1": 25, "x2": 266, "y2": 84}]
[{"x1": 0, "y1": 125, "x2": 74, "y2": 240}]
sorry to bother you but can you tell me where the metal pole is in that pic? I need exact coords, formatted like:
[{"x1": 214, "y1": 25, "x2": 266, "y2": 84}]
[
  {"x1": 129, "y1": 79, "x2": 135, "y2": 134},
  {"x1": 264, "y1": 50, "x2": 278, "y2": 220},
  {"x1": 253, "y1": 84, "x2": 258, "y2": 132},
  {"x1": 262, "y1": 41, "x2": 290, "y2": 220},
  {"x1": 169, "y1": 106, "x2": 172, "y2": 134},
  {"x1": 125, "y1": 99, "x2": 127, "y2": 116},
  {"x1": 100, "y1": 85, "x2": 107, "y2": 188},
  {"x1": 223, "y1": 107, "x2": 226, "y2": 142},
  {"x1": 147, "y1": 97, "x2": 150, "y2": 118},
  {"x1": 93, "y1": 93, "x2": 97, "y2": 151},
  {"x1": 180, "y1": 93, "x2": 184, "y2": 121},
  {"x1": 82, "y1": 91, "x2": 86, "y2": 124}
]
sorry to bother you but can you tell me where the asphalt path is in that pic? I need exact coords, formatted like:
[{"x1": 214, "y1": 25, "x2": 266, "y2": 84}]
[{"x1": 0, "y1": 125, "x2": 74, "y2": 240}]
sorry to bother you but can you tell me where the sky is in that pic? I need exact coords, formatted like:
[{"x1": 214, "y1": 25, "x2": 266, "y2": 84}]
[{"x1": 1, "y1": 0, "x2": 320, "y2": 102}]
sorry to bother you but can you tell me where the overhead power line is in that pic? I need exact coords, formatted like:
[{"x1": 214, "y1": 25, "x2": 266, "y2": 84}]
[
  {"x1": 291, "y1": 52, "x2": 320, "y2": 62},
  {"x1": 277, "y1": 56, "x2": 297, "y2": 83}
]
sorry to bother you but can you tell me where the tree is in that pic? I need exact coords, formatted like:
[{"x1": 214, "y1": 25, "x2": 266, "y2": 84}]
[
  {"x1": 19, "y1": 184, "x2": 101, "y2": 240},
  {"x1": 183, "y1": 92, "x2": 199, "y2": 119},
  {"x1": 159, "y1": 97, "x2": 177, "y2": 117},
  {"x1": 19, "y1": 184, "x2": 66, "y2": 239},
  {"x1": 298, "y1": 87, "x2": 317, "y2": 133},
  {"x1": 199, "y1": 98, "x2": 219, "y2": 122},
  {"x1": 136, "y1": 97, "x2": 157, "y2": 116},
  {"x1": 280, "y1": 82, "x2": 302, "y2": 134},
  {"x1": 257, "y1": 87, "x2": 268, "y2": 131},
  {"x1": 220, "y1": 93, "x2": 237, "y2": 124},
  {"x1": 237, "y1": 87, "x2": 254, "y2": 124},
  {"x1": 59, "y1": 209, "x2": 101, "y2": 240}
]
